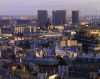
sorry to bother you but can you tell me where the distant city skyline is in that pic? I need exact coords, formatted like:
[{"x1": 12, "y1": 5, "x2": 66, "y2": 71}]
[{"x1": 0, "y1": 0, "x2": 100, "y2": 15}]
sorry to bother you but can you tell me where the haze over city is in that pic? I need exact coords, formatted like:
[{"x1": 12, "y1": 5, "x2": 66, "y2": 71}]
[
  {"x1": 0, "y1": 0, "x2": 100, "y2": 15},
  {"x1": 0, "y1": 0, "x2": 100, "y2": 79}
]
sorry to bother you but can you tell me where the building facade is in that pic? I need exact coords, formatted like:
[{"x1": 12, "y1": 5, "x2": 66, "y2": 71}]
[
  {"x1": 38, "y1": 10, "x2": 48, "y2": 29},
  {"x1": 72, "y1": 11, "x2": 80, "y2": 25},
  {"x1": 52, "y1": 10, "x2": 67, "y2": 26}
]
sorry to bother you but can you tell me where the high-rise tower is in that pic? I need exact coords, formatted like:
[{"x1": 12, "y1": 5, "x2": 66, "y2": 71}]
[
  {"x1": 38, "y1": 10, "x2": 48, "y2": 28},
  {"x1": 52, "y1": 10, "x2": 67, "y2": 26},
  {"x1": 72, "y1": 10, "x2": 80, "y2": 25}
]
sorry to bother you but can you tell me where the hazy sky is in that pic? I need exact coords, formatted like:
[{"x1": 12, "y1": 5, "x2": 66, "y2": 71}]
[{"x1": 0, "y1": 0, "x2": 100, "y2": 15}]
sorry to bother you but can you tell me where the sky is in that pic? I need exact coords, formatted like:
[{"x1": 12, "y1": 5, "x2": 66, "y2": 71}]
[{"x1": 0, "y1": 0, "x2": 100, "y2": 15}]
